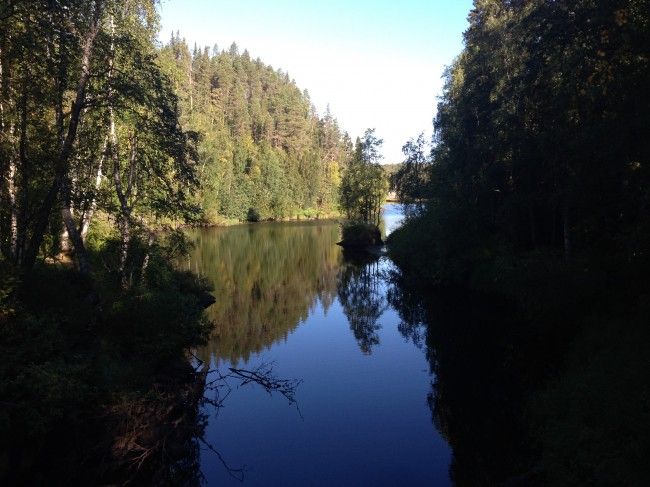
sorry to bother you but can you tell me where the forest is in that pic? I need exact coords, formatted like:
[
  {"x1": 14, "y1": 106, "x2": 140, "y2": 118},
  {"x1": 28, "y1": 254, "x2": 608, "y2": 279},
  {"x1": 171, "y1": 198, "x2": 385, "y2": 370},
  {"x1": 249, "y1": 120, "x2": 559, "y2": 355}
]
[
  {"x1": 0, "y1": 0, "x2": 351, "y2": 482},
  {"x1": 391, "y1": 0, "x2": 650, "y2": 282},
  {"x1": 0, "y1": 2, "x2": 352, "y2": 275},
  {"x1": 160, "y1": 36, "x2": 351, "y2": 223},
  {"x1": 1, "y1": 0, "x2": 649, "y2": 484},
  {"x1": 0, "y1": 0, "x2": 386, "y2": 478},
  {"x1": 389, "y1": 1, "x2": 650, "y2": 484}
]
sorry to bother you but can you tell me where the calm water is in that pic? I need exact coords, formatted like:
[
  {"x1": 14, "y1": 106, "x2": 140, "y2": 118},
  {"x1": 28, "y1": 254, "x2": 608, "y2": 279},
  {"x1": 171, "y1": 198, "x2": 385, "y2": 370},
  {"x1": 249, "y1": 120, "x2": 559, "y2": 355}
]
[{"x1": 185, "y1": 204, "x2": 451, "y2": 485}]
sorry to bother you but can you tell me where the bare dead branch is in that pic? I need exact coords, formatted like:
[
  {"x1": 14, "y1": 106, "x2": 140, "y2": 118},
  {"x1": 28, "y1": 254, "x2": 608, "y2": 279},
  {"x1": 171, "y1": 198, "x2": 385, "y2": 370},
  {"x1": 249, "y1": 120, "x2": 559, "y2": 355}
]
[
  {"x1": 198, "y1": 437, "x2": 246, "y2": 483},
  {"x1": 227, "y1": 363, "x2": 303, "y2": 406}
]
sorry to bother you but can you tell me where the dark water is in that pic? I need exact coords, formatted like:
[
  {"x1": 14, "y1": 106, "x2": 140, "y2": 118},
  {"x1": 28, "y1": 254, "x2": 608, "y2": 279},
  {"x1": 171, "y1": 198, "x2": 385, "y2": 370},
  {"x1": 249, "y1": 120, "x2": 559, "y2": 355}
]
[{"x1": 184, "y1": 204, "x2": 452, "y2": 486}]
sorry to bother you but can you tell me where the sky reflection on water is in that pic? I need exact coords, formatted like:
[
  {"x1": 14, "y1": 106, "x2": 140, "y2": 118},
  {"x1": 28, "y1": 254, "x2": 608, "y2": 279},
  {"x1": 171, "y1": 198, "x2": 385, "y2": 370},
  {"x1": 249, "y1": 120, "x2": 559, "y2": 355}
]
[{"x1": 186, "y1": 205, "x2": 450, "y2": 486}]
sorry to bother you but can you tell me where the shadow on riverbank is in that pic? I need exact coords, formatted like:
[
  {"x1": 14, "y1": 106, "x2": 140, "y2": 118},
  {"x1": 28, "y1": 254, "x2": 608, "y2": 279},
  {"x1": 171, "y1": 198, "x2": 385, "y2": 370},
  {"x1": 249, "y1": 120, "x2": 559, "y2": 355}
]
[
  {"x1": 386, "y1": 255, "x2": 650, "y2": 485},
  {"x1": 0, "y1": 238, "x2": 213, "y2": 484}
]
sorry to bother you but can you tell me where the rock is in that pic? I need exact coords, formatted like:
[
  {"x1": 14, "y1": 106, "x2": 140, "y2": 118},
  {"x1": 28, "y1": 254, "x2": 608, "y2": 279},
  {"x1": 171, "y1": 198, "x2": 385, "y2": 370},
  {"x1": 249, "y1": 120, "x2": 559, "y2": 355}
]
[{"x1": 337, "y1": 223, "x2": 384, "y2": 249}]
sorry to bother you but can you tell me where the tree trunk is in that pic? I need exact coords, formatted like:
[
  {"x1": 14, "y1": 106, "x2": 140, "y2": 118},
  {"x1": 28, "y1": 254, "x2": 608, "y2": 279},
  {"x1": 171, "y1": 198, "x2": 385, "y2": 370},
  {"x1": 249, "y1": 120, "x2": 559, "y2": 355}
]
[
  {"x1": 118, "y1": 215, "x2": 131, "y2": 288},
  {"x1": 7, "y1": 155, "x2": 18, "y2": 260},
  {"x1": 528, "y1": 204, "x2": 537, "y2": 248},
  {"x1": 110, "y1": 107, "x2": 132, "y2": 288},
  {"x1": 1, "y1": 43, "x2": 18, "y2": 258},
  {"x1": 80, "y1": 136, "x2": 108, "y2": 242},
  {"x1": 79, "y1": 11, "x2": 112, "y2": 245},
  {"x1": 106, "y1": 13, "x2": 132, "y2": 289},
  {"x1": 21, "y1": 1, "x2": 103, "y2": 271},
  {"x1": 140, "y1": 232, "x2": 155, "y2": 283},
  {"x1": 0, "y1": 44, "x2": 6, "y2": 133},
  {"x1": 563, "y1": 200, "x2": 571, "y2": 261},
  {"x1": 62, "y1": 205, "x2": 91, "y2": 274},
  {"x1": 111, "y1": 135, "x2": 132, "y2": 289},
  {"x1": 60, "y1": 178, "x2": 74, "y2": 254}
]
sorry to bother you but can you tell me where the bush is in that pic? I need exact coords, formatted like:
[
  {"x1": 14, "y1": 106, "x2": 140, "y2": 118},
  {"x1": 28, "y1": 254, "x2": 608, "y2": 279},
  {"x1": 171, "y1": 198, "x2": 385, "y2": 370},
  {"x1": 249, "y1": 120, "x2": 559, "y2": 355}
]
[
  {"x1": 247, "y1": 207, "x2": 261, "y2": 222},
  {"x1": 0, "y1": 236, "x2": 214, "y2": 482},
  {"x1": 340, "y1": 222, "x2": 383, "y2": 248}
]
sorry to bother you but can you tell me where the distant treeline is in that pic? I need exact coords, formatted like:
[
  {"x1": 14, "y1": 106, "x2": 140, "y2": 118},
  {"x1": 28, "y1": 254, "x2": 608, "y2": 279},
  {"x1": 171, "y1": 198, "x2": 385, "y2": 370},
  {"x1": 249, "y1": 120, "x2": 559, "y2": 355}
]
[{"x1": 160, "y1": 36, "x2": 352, "y2": 222}]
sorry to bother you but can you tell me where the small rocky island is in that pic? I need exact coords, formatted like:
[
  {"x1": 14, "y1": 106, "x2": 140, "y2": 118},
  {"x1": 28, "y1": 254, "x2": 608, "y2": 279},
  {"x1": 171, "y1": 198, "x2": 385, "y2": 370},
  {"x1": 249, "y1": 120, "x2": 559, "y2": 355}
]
[{"x1": 337, "y1": 222, "x2": 384, "y2": 255}]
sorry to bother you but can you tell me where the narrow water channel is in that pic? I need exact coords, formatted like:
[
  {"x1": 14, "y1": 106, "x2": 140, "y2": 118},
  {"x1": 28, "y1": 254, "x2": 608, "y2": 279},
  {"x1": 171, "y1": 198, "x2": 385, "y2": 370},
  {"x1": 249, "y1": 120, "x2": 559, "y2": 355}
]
[{"x1": 184, "y1": 204, "x2": 452, "y2": 485}]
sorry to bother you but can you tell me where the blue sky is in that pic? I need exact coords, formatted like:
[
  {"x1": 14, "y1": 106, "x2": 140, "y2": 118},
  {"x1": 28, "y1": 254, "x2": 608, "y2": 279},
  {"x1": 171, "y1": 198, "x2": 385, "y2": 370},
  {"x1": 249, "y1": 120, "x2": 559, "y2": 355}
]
[{"x1": 158, "y1": 0, "x2": 473, "y2": 162}]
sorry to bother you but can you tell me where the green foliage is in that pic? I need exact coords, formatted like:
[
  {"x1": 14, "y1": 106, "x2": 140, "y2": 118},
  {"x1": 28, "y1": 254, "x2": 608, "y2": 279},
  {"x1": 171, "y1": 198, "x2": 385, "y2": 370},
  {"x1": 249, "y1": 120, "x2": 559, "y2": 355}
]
[
  {"x1": 339, "y1": 129, "x2": 389, "y2": 225},
  {"x1": 162, "y1": 228, "x2": 195, "y2": 261},
  {"x1": 382, "y1": 163, "x2": 402, "y2": 183},
  {"x1": 84, "y1": 214, "x2": 119, "y2": 252},
  {"x1": 340, "y1": 222, "x2": 383, "y2": 247},
  {"x1": 0, "y1": 260, "x2": 18, "y2": 315},
  {"x1": 393, "y1": 133, "x2": 430, "y2": 204},
  {"x1": 0, "y1": 2, "x2": 354, "y2": 481},
  {"x1": 158, "y1": 38, "x2": 349, "y2": 222},
  {"x1": 387, "y1": 4, "x2": 650, "y2": 484},
  {"x1": 0, "y1": 1, "x2": 200, "y2": 273},
  {"x1": 105, "y1": 277, "x2": 210, "y2": 370},
  {"x1": 0, "y1": 240, "x2": 212, "y2": 479},
  {"x1": 0, "y1": 311, "x2": 91, "y2": 437},
  {"x1": 246, "y1": 207, "x2": 261, "y2": 222},
  {"x1": 391, "y1": 0, "x2": 650, "y2": 284},
  {"x1": 531, "y1": 301, "x2": 650, "y2": 486},
  {"x1": 387, "y1": 211, "x2": 443, "y2": 282}
]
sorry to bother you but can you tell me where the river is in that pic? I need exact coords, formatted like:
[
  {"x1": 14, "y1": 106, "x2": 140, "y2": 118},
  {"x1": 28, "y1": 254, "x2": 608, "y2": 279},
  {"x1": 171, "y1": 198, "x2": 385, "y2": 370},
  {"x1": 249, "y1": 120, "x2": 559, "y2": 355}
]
[{"x1": 184, "y1": 204, "x2": 452, "y2": 485}]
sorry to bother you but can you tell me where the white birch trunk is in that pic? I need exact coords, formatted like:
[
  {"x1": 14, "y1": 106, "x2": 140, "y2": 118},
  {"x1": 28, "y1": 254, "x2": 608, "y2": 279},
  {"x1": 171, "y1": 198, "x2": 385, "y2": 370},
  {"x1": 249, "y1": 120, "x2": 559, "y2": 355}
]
[
  {"x1": 80, "y1": 136, "x2": 108, "y2": 242},
  {"x1": 23, "y1": 1, "x2": 103, "y2": 270},
  {"x1": 140, "y1": 232, "x2": 155, "y2": 283},
  {"x1": 61, "y1": 206, "x2": 91, "y2": 274},
  {"x1": 8, "y1": 155, "x2": 18, "y2": 259}
]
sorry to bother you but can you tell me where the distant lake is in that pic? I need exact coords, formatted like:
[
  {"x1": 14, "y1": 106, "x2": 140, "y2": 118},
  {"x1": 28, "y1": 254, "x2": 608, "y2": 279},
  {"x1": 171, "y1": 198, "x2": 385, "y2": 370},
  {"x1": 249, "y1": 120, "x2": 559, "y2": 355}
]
[{"x1": 184, "y1": 204, "x2": 451, "y2": 486}]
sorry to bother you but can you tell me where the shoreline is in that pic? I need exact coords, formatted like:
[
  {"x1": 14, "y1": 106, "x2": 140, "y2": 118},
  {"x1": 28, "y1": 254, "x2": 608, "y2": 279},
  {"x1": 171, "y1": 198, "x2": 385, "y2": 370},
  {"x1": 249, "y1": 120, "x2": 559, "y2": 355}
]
[{"x1": 179, "y1": 213, "x2": 343, "y2": 230}]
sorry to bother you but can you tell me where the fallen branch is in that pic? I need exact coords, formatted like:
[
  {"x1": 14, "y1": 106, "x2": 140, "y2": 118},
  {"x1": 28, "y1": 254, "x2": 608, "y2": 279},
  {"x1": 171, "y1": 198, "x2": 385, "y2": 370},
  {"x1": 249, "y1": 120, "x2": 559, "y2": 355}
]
[
  {"x1": 227, "y1": 363, "x2": 303, "y2": 406},
  {"x1": 203, "y1": 361, "x2": 304, "y2": 416},
  {"x1": 198, "y1": 437, "x2": 246, "y2": 483}
]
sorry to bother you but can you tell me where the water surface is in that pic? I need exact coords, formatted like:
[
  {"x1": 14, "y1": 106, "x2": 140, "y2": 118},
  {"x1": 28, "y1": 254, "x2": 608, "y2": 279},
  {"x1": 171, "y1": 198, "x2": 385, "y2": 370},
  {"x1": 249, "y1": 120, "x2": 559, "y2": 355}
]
[{"x1": 185, "y1": 205, "x2": 451, "y2": 485}]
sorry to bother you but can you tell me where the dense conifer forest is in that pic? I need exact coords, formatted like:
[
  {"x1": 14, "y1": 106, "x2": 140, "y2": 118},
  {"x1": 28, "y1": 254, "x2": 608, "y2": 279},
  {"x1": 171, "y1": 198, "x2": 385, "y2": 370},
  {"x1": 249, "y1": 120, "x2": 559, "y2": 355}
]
[
  {"x1": 391, "y1": 0, "x2": 650, "y2": 281},
  {"x1": 160, "y1": 36, "x2": 351, "y2": 223}
]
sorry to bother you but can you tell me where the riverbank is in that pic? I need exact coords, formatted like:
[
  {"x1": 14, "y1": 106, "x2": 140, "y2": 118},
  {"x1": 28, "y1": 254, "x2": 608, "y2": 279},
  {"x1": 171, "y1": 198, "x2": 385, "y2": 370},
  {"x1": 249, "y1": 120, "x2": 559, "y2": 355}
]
[
  {"x1": 156, "y1": 209, "x2": 342, "y2": 232},
  {"x1": 195, "y1": 212, "x2": 342, "y2": 228},
  {"x1": 387, "y1": 214, "x2": 650, "y2": 485},
  {"x1": 0, "y1": 235, "x2": 213, "y2": 484}
]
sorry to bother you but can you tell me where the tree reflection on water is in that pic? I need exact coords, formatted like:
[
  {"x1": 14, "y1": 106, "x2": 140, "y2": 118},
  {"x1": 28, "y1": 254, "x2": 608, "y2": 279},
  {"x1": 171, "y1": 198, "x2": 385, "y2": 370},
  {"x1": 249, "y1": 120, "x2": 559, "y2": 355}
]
[
  {"x1": 185, "y1": 222, "x2": 341, "y2": 365},
  {"x1": 337, "y1": 255, "x2": 388, "y2": 354}
]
